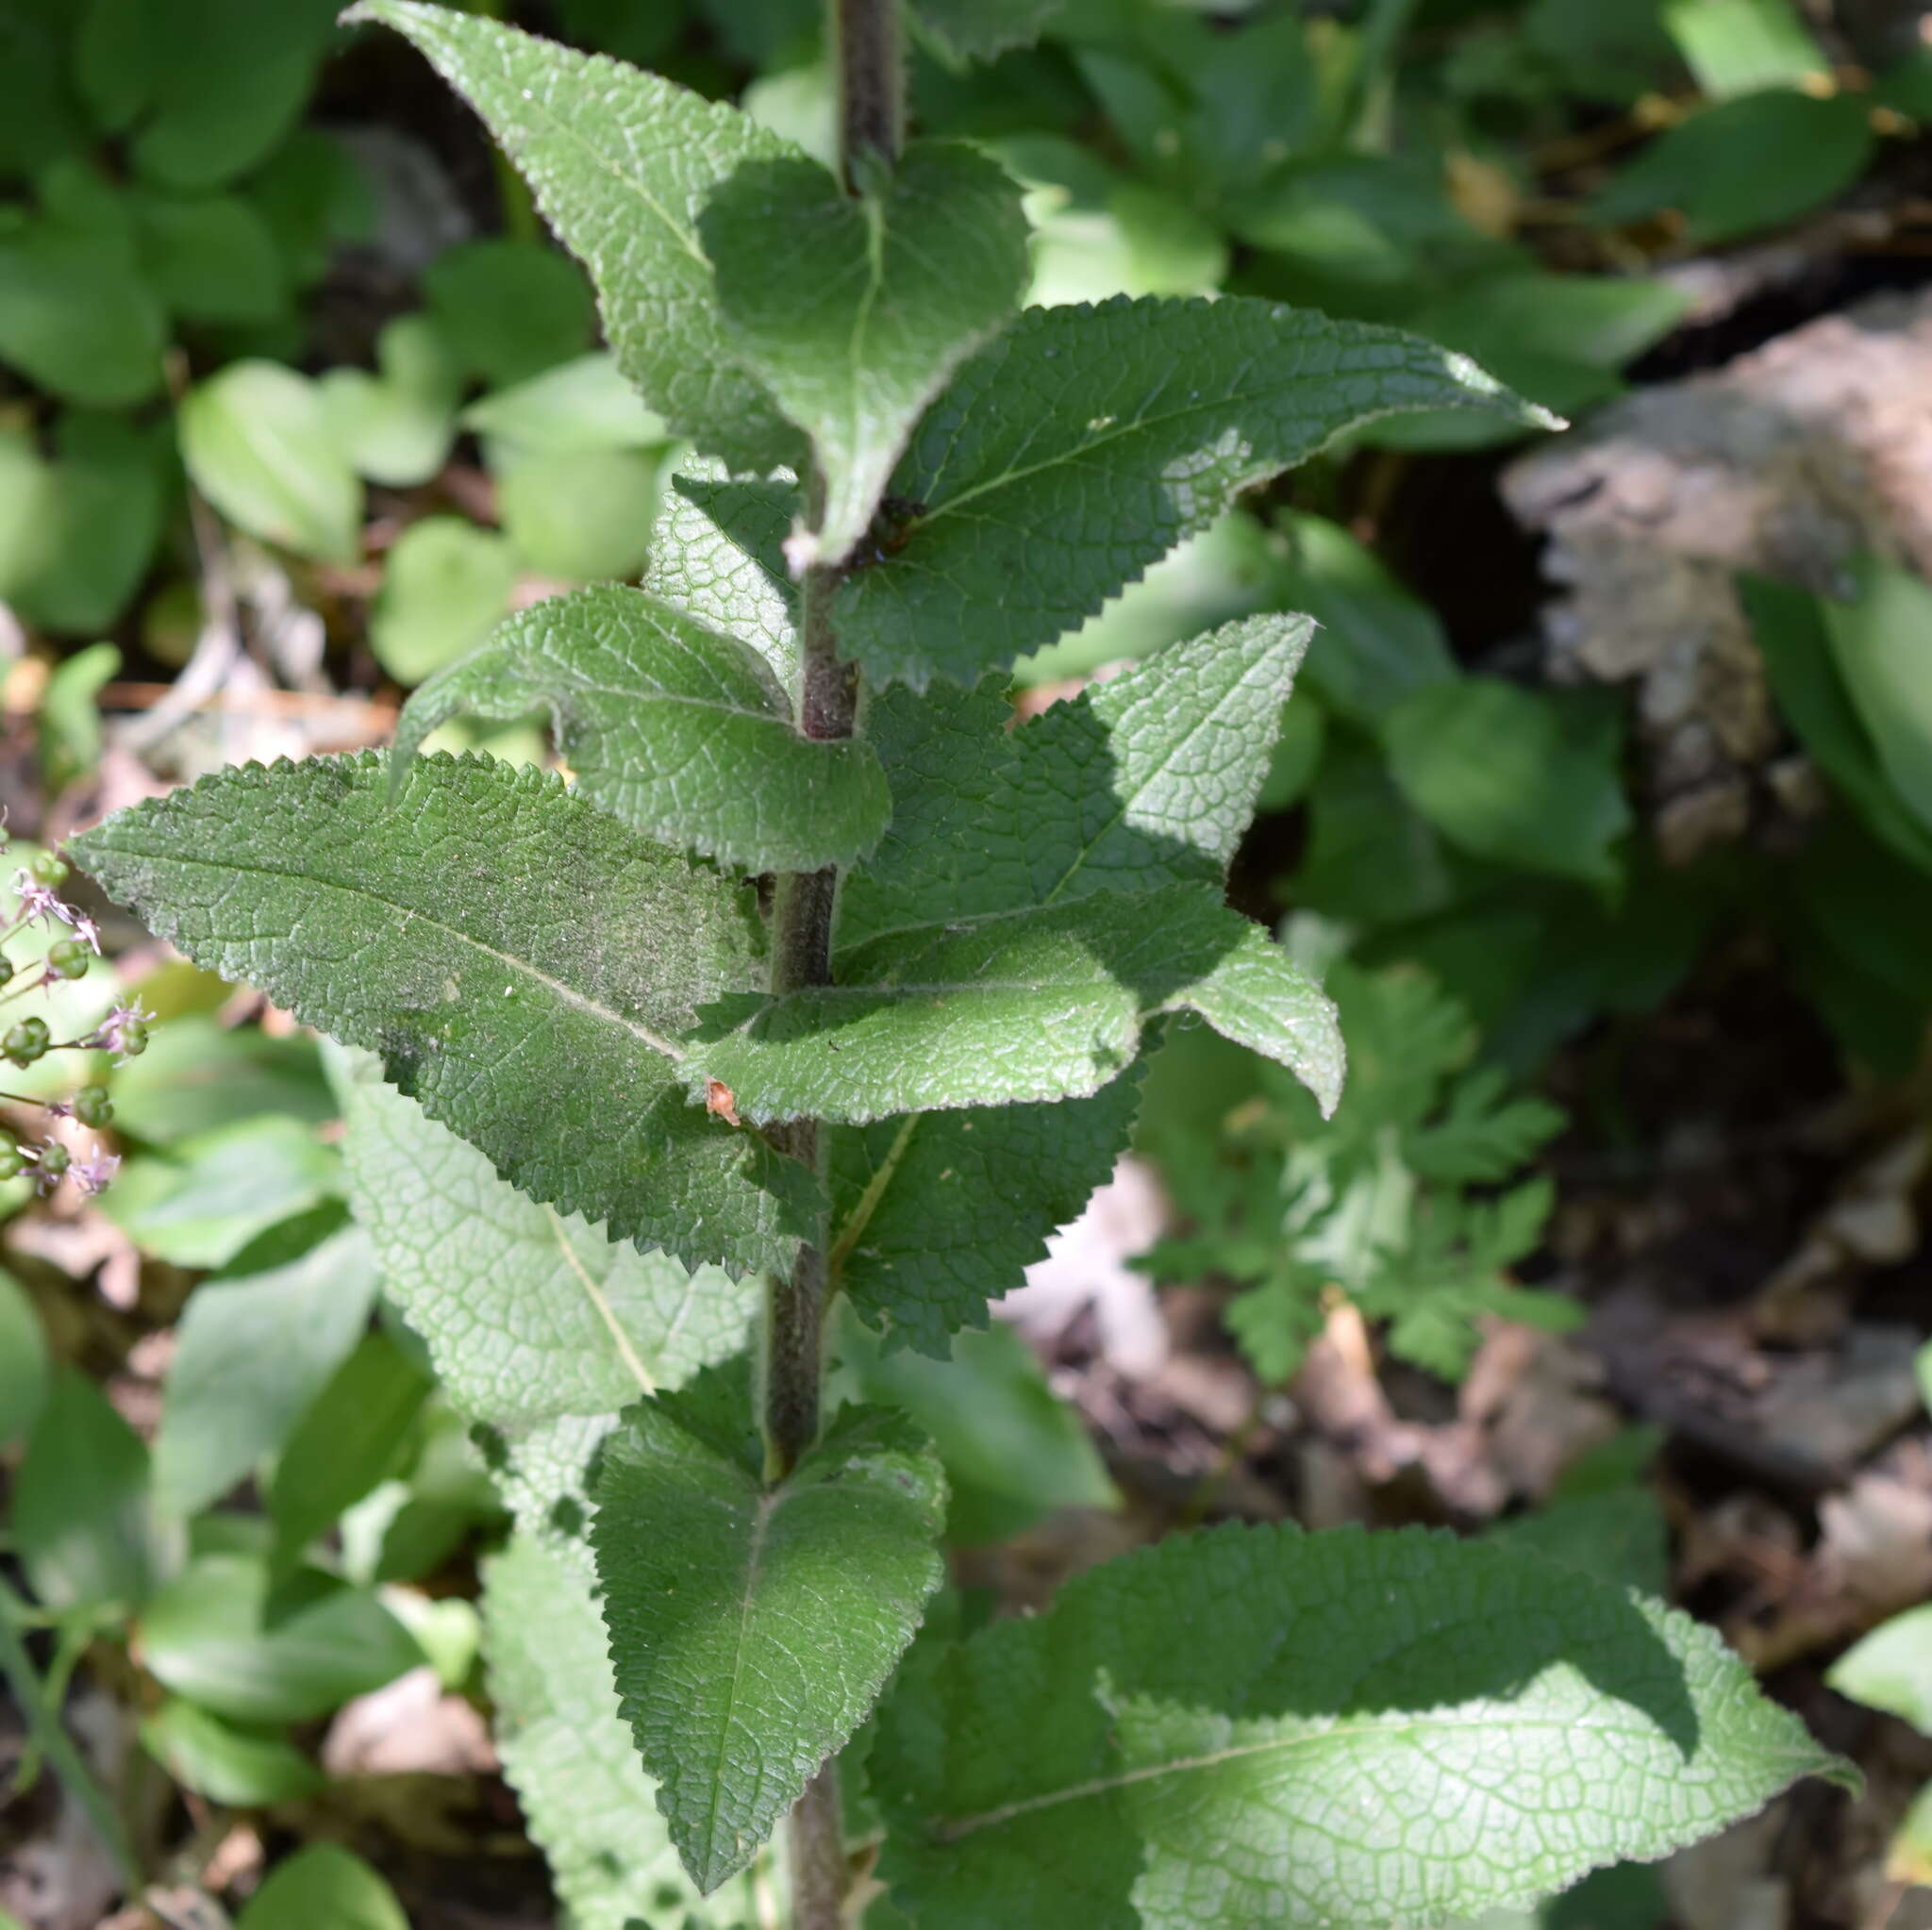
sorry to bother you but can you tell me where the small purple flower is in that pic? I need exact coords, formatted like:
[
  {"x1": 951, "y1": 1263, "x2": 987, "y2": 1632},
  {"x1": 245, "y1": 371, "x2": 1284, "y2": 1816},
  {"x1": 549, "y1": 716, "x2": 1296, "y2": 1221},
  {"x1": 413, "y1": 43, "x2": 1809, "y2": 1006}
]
[
  {"x1": 84, "y1": 1001, "x2": 155, "y2": 1061},
  {"x1": 72, "y1": 912, "x2": 102, "y2": 956},
  {"x1": 10, "y1": 870, "x2": 79, "y2": 933},
  {"x1": 73, "y1": 1152, "x2": 120, "y2": 1197}
]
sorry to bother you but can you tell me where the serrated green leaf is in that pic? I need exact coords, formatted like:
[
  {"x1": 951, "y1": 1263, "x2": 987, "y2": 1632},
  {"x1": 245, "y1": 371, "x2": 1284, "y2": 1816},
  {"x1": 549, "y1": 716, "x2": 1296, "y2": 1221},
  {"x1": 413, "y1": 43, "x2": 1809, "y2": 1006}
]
[
  {"x1": 653, "y1": 468, "x2": 800, "y2": 684},
  {"x1": 337, "y1": 1050, "x2": 755, "y2": 1425},
  {"x1": 154, "y1": 1207, "x2": 380, "y2": 1517},
  {"x1": 72, "y1": 753, "x2": 817, "y2": 1277},
  {"x1": 350, "y1": 0, "x2": 803, "y2": 472},
  {"x1": 691, "y1": 882, "x2": 1340, "y2": 1125},
  {"x1": 688, "y1": 616, "x2": 1339, "y2": 1135},
  {"x1": 845, "y1": 613, "x2": 1312, "y2": 946},
  {"x1": 834, "y1": 295, "x2": 1553, "y2": 686},
  {"x1": 486, "y1": 1535, "x2": 771, "y2": 1930},
  {"x1": 701, "y1": 141, "x2": 1029, "y2": 567},
  {"x1": 486, "y1": 1411, "x2": 618, "y2": 1573},
  {"x1": 393, "y1": 585, "x2": 891, "y2": 872},
  {"x1": 1490, "y1": 1489, "x2": 1671, "y2": 1597},
  {"x1": 591, "y1": 1382, "x2": 946, "y2": 1890},
  {"x1": 829, "y1": 1073, "x2": 1142, "y2": 1354},
  {"x1": 876, "y1": 1522, "x2": 1854, "y2": 1929},
  {"x1": 913, "y1": 0, "x2": 1064, "y2": 59}
]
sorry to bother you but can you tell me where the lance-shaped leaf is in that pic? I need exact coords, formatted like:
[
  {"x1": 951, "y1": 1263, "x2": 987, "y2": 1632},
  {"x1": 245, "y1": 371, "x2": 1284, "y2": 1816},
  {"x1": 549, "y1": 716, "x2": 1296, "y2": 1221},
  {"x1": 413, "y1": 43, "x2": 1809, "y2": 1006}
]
[
  {"x1": 591, "y1": 1371, "x2": 946, "y2": 1891},
  {"x1": 687, "y1": 883, "x2": 1341, "y2": 1125},
  {"x1": 645, "y1": 463, "x2": 798, "y2": 684},
  {"x1": 841, "y1": 612, "x2": 1313, "y2": 948},
  {"x1": 829, "y1": 1071, "x2": 1144, "y2": 1356},
  {"x1": 391, "y1": 586, "x2": 890, "y2": 872},
  {"x1": 335, "y1": 1050, "x2": 755, "y2": 1426},
  {"x1": 72, "y1": 754, "x2": 815, "y2": 1277},
  {"x1": 913, "y1": 0, "x2": 1065, "y2": 59},
  {"x1": 875, "y1": 1522, "x2": 1856, "y2": 1930},
  {"x1": 486, "y1": 1535, "x2": 770, "y2": 1930},
  {"x1": 700, "y1": 143, "x2": 1029, "y2": 569},
  {"x1": 834, "y1": 295, "x2": 1557, "y2": 687},
  {"x1": 347, "y1": 1, "x2": 802, "y2": 472}
]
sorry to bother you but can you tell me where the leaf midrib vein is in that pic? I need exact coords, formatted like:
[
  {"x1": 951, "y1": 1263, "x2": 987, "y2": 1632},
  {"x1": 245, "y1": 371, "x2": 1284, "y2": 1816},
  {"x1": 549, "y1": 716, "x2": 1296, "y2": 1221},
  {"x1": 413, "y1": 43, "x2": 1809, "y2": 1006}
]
[
  {"x1": 700, "y1": 1486, "x2": 778, "y2": 1872},
  {"x1": 928, "y1": 1712, "x2": 1707, "y2": 1842},
  {"x1": 125, "y1": 843, "x2": 688, "y2": 1060},
  {"x1": 543, "y1": 1206, "x2": 656, "y2": 1395}
]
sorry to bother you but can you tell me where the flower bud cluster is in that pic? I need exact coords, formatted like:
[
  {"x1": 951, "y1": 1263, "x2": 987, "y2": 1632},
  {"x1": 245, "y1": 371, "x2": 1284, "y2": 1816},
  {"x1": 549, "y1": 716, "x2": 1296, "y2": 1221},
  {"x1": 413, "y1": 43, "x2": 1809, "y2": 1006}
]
[{"x1": 0, "y1": 818, "x2": 138, "y2": 1199}]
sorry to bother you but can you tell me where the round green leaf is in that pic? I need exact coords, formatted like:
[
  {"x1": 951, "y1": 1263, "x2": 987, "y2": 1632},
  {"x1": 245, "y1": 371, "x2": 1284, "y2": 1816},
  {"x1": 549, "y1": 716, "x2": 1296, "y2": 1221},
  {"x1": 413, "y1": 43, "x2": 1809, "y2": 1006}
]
[
  {"x1": 178, "y1": 361, "x2": 362, "y2": 564},
  {"x1": 320, "y1": 316, "x2": 461, "y2": 489},
  {"x1": 0, "y1": 214, "x2": 166, "y2": 407},
  {"x1": 495, "y1": 446, "x2": 662, "y2": 582},
  {"x1": 422, "y1": 238, "x2": 594, "y2": 389},
  {"x1": 130, "y1": 191, "x2": 286, "y2": 324},
  {"x1": 236, "y1": 1844, "x2": 407, "y2": 1930},
  {"x1": 369, "y1": 517, "x2": 518, "y2": 683}
]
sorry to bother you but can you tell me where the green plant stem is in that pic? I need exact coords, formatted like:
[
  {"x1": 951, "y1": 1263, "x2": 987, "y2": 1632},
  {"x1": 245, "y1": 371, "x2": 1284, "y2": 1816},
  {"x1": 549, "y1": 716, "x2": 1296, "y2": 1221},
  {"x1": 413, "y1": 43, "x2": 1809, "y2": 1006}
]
[
  {"x1": 0, "y1": 1582, "x2": 140, "y2": 1893},
  {"x1": 754, "y1": 8, "x2": 908, "y2": 1922},
  {"x1": 789, "y1": 1760, "x2": 850, "y2": 1927},
  {"x1": 835, "y1": 0, "x2": 904, "y2": 183},
  {"x1": 760, "y1": 514, "x2": 854, "y2": 1485}
]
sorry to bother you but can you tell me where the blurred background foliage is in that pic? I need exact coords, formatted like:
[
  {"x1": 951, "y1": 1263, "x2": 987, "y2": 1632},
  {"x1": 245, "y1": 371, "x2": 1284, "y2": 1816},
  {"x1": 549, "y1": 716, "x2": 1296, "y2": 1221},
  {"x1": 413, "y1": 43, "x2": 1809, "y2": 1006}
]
[{"x1": 7, "y1": 0, "x2": 1932, "y2": 1923}]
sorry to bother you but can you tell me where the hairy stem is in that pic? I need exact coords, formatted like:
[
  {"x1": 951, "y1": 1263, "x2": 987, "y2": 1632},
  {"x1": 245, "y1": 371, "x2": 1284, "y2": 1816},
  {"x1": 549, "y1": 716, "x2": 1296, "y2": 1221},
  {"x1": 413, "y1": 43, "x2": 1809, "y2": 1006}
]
[
  {"x1": 788, "y1": 1761, "x2": 850, "y2": 1929},
  {"x1": 761, "y1": 7, "x2": 905, "y2": 1922},
  {"x1": 835, "y1": 0, "x2": 904, "y2": 184},
  {"x1": 760, "y1": 532, "x2": 855, "y2": 1482}
]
